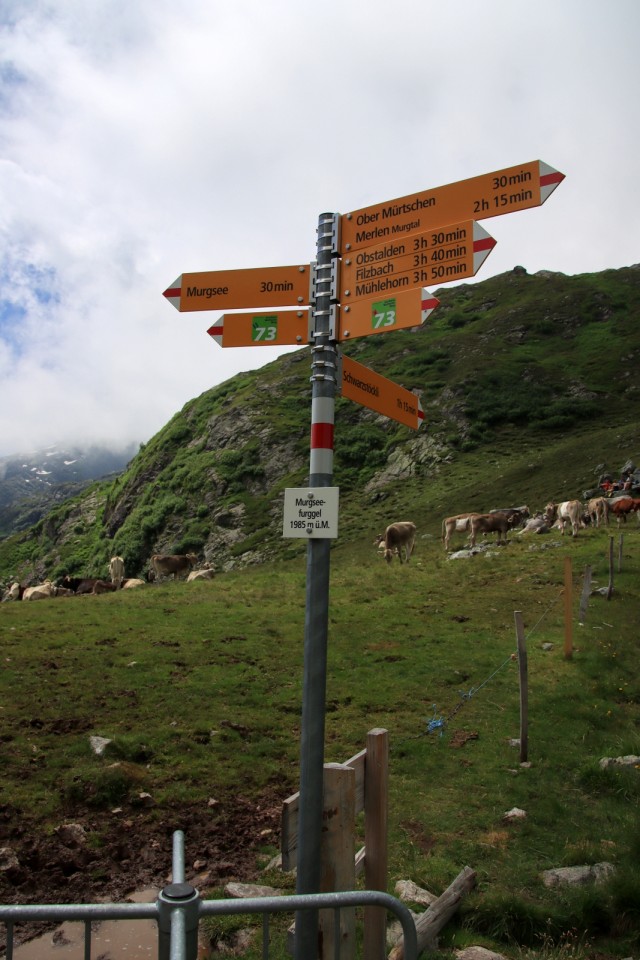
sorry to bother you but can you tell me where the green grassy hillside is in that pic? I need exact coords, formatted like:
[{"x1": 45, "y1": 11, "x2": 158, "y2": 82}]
[
  {"x1": 0, "y1": 265, "x2": 638, "y2": 586},
  {"x1": 1, "y1": 265, "x2": 639, "y2": 958}
]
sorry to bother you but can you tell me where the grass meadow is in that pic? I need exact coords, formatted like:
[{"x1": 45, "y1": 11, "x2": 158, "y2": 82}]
[{"x1": 1, "y1": 512, "x2": 639, "y2": 958}]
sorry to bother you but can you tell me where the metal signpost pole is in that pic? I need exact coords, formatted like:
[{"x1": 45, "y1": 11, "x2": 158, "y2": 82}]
[{"x1": 294, "y1": 212, "x2": 339, "y2": 960}]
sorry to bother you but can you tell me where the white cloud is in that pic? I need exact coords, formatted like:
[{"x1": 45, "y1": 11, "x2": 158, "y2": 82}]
[{"x1": 0, "y1": 0, "x2": 639, "y2": 456}]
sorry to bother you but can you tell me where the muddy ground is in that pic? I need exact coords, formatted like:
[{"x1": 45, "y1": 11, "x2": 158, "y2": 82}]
[{"x1": 0, "y1": 787, "x2": 284, "y2": 950}]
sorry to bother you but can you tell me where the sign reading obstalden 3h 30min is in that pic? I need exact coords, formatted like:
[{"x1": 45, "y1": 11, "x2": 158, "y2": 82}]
[
  {"x1": 339, "y1": 219, "x2": 496, "y2": 305},
  {"x1": 340, "y1": 160, "x2": 565, "y2": 253}
]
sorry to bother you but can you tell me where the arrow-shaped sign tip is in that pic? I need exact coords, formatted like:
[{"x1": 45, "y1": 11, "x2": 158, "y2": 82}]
[
  {"x1": 163, "y1": 277, "x2": 182, "y2": 310},
  {"x1": 206, "y1": 322, "x2": 223, "y2": 345},
  {"x1": 539, "y1": 162, "x2": 565, "y2": 203},
  {"x1": 420, "y1": 292, "x2": 439, "y2": 322}
]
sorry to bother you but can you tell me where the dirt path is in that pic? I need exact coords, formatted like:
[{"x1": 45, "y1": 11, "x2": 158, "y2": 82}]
[{"x1": 0, "y1": 789, "x2": 284, "y2": 951}]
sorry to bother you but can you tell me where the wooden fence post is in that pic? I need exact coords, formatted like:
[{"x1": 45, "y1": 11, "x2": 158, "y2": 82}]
[
  {"x1": 320, "y1": 764, "x2": 356, "y2": 960},
  {"x1": 363, "y1": 728, "x2": 389, "y2": 960},
  {"x1": 607, "y1": 536, "x2": 614, "y2": 600},
  {"x1": 514, "y1": 611, "x2": 528, "y2": 764},
  {"x1": 618, "y1": 534, "x2": 624, "y2": 574},
  {"x1": 578, "y1": 565, "x2": 592, "y2": 625},
  {"x1": 564, "y1": 556, "x2": 573, "y2": 660}
]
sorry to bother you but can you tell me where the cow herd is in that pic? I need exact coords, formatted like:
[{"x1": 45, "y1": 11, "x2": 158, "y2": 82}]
[
  {"x1": 3, "y1": 492, "x2": 639, "y2": 596},
  {"x1": 1, "y1": 552, "x2": 215, "y2": 602},
  {"x1": 375, "y1": 493, "x2": 640, "y2": 563}
]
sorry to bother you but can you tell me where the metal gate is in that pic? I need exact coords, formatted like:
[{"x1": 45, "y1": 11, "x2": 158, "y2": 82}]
[{"x1": 1, "y1": 831, "x2": 417, "y2": 960}]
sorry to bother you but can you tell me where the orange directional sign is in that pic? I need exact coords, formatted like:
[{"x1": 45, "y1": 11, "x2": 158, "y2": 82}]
[
  {"x1": 340, "y1": 221, "x2": 495, "y2": 302},
  {"x1": 341, "y1": 160, "x2": 564, "y2": 252},
  {"x1": 337, "y1": 287, "x2": 438, "y2": 342},
  {"x1": 207, "y1": 309, "x2": 310, "y2": 347},
  {"x1": 340, "y1": 354, "x2": 423, "y2": 430},
  {"x1": 163, "y1": 264, "x2": 311, "y2": 312}
]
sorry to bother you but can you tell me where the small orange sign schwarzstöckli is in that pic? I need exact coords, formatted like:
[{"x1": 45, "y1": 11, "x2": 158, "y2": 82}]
[{"x1": 340, "y1": 354, "x2": 423, "y2": 430}]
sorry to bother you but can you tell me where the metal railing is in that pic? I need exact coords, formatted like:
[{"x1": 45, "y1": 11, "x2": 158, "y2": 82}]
[{"x1": 1, "y1": 831, "x2": 418, "y2": 960}]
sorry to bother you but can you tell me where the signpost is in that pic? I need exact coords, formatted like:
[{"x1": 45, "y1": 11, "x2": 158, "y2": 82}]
[
  {"x1": 207, "y1": 309, "x2": 310, "y2": 347},
  {"x1": 163, "y1": 159, "x2": 565, "y2": 960},
  {"x1": 339, "y1": 220, "x2": 496, "y2": 301},
  {"x1": 340, "y1": 355, "x2": 424, "y2": 430},
  {"x1": 340, "y1": 159, "x2": 564, "y2": 252},
  {"x1": 338, "y1": 287, "x2": 438, "y2": 341},
  {"x1": 163, "y1": 264, "x2": 310, "y2": 312}
]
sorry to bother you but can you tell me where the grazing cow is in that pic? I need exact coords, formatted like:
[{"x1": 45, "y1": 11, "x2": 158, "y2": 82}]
[
  {"x1": 59, "y1": 576, "x2": 101, "y2": 595},
  {"x1": 609, "y1": 497, "x2": 640, "y2": 524},
  {"x1": 186, "y1": 568, "x2": 216, "y2": 582},
  {"x1": 375, "y1": 522, "x2": 416, "y2": 564},
  {"x1": 109, "y1": 555, "x2": 125, "y2": 586},
  {"x1": 544, "y1": 501, "x2": 583, "y2": 538},
  {"x1": 469, "y1": 513, "x2": 513, "y2": 548},
  {"x1": 442, "y1": 513, "x2": 479, "y2": 552},
  {"x1": 587, "y1": 497, "x2": 609, "y2": 528},
  {"x1": 23, "y1": 580, "x2": 57, "y2": 601},
  {"x1": 489, "y1": 506, "x2": 530, "y2": 528},
  {"x1": 149, "y1": 553, "x2": 198, "y2": 581}
]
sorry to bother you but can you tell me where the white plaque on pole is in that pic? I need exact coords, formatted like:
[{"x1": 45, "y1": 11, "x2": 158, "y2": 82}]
[{"x1": 282, "y1": 487, "x2": 339, "y2": 538}]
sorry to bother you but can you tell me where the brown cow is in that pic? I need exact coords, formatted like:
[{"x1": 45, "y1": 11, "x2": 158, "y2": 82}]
[
  {"x1": 93, "y1": 579, "x2": 119, "y2": 594},
  {"x1": 375, "y1": 522, "x2": 416, "y2": 564},
  {"x1": 587, "y1": 496, "x2": 609, "y2": 527},
  {"x1": 149, "y1": 553, "x2": 198, "y2": 581},
  {"x1": 609, "y1": 497, "x2": 640, "y2": 524},
  {"x1": 60, "y1": 576, "x2": 101, "y2": 595},
  {"x1": 469, "y1": 513, "x2": 513, "y2": 547}
]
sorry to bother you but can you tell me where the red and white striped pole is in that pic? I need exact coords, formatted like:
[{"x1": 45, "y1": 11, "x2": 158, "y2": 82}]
[{"x1": 294, "y1": 212, "x2": 340, "y2": 959}]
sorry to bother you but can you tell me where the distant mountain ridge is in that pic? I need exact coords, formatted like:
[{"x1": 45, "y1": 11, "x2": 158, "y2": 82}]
[{"x1": 0, "y1": 442, "x2": 138, "y2": 537}]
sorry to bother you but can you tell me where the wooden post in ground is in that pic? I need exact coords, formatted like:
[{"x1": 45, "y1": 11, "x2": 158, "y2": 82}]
[
  {"x1": 618, "y1": 534, "x2": 624, "y2": 573},
  {"x1": 578, "y1": 565, "x2": 592, "y2": 625},
  {"x1": 319, "y1": 763, "x2": 356, "y2": 960},
  {"x1": 564, "y1": 556, "x2": 573, "y2": 659},
  {"x1": 607, "y1": 536, "x2": 614, "y2": 600},
  {"x1": 363, "y1": 728, "x2": 389, "y2": 960},
  {"x1": 514, "y1": 611, "x2": 528, "y2": 764}
]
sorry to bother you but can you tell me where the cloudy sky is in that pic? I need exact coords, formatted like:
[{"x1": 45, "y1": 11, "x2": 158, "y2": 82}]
[{"x1": 1, "y1": 0, "x2": 638, "y2": 458}]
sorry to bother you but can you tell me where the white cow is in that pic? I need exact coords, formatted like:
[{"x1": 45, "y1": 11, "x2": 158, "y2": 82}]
[
  {"x1": 545, "y1": 500, "x2": 583, "y2": 538},
  {"x1": 186, "y1": 569, "x2": 216, "y2": 582},
  {"x1": 23, "y1": 580, "x2": 57, "y2": 601},
  {"x1": 109, "y1": 555, "x2": 125, "y2": 586},
  {"x1": 441, "y1": 513, "x2": 478, "y2": 552}
]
